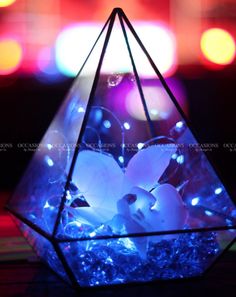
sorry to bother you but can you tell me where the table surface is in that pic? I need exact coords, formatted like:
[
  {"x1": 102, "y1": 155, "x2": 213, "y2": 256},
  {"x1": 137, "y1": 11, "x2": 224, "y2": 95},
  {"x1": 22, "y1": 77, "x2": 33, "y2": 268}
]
[
  {"x1": 0, "y1": 252, "x2": 236, "y2": 297},
  {"x1": 1, "y1": 193, "x2": 236, "y2": 297}
]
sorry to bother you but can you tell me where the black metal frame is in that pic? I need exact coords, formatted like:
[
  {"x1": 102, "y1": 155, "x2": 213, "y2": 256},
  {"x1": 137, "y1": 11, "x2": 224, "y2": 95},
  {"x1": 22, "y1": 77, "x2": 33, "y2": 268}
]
[{"x1": 6, "y1": 7, "x2": 236, "y2": 290}]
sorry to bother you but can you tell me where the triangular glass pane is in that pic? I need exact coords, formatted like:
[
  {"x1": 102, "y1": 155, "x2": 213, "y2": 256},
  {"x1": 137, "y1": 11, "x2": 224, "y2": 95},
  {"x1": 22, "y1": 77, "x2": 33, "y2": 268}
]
[
  {"x1": 14, "y1": 218, "x2": 70, "y2": 283},
  {"x1": 122, "y1": 17, "x2": 236, "y2": 229},
  {"x1": 7, "y1": 21, "x2": 109, "y2": 234},
  {"x1": 56, "y1": 15, "x2": 163, "y2": 238}
]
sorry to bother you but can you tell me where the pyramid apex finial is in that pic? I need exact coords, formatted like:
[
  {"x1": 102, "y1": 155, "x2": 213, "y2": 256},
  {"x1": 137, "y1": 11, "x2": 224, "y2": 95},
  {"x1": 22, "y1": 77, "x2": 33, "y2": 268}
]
[{"x1": 112, "y1": 7, "x2": 124, "y2": 14}]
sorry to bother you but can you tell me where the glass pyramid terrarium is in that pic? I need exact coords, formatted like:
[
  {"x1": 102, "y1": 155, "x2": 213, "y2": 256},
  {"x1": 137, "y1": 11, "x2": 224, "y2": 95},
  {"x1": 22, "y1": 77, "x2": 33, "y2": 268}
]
[{"x1": 7, "y1": 8, "x2": 236, "y2": 288}]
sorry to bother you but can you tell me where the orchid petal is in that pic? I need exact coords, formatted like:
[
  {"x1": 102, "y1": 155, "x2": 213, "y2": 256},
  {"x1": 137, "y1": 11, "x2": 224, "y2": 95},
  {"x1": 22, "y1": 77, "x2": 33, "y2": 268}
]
[
  {"x1": 117, "y1": 194, "x2": 148, "y2": 258},
  {"x1": 73, "y1": 150, "x2": 128, "y2": 211},
  {"x1": 128, "y1": 187, "x2": 156, "y2": 220},
  {"x1": 116, "y1": 184, "x2": 187, "y2": 236},
  {"x1": 118, "y1": 186, "x2": 159, "y2": 231},
  {"x1": 150, "y1": 183, "x2": 188, "y2": 231},
  {"x1": 125, "y1": 145, "x2": 176, "y2": 191}
]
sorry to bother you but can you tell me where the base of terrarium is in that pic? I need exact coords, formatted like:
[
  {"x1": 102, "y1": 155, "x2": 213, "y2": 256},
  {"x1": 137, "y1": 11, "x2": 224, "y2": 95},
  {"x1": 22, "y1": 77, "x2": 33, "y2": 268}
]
[
  {"x1": 6, "y1": 205, "x2": 232, "y2": 288},
  {"x1": 60, "y1": 232, "x2": 219, "y2": 287}
]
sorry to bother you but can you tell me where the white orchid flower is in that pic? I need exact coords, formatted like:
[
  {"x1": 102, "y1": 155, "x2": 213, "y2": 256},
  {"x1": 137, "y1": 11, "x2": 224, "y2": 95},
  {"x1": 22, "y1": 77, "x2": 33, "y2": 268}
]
[{"x1": 68, "y1": 145, "x2": 188, "y2": 256}]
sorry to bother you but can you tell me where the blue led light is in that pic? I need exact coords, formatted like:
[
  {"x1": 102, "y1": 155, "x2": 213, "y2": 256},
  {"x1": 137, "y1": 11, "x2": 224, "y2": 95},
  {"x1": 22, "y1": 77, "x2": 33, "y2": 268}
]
[
  {"x1": 66, "y1": 190, "x2": 72, "y2": 201},
  {"x1": 226, "y1": 219, "x2": 233, "y2": 226},
  {"x1": 103, "y1": 120, "x2": 111, "y2": 129},
  {"x1": 124, "y1": 122, "x2": 131, "y2": 130},
  {"x1": 94, "y1": 109, "x2": 103, "y2": 122},
  {"x1": 176, "y1": 155, "x2": 184, "y2": 164},
  {"x1": 214, "y1": 187, "x2": 223, "y2": 195},
  {"x1": 171, "y1": 153, "x2": 177, "y2": 159},
  {"x1": 205, "y1": 210, "x2": 213, "y2": 216},
  {"x1": 89, "y1": 231, "x2": 96, "y2": 238},
  {"x1": 150, "y1": 109, "x2": 158, "y2": 116},
  {"x1": 118, "y1": 156, "x2": 124, "y2": 163},
  {"x1": 137, "y1": 142, "x2": 144, "y2": 150},
  {"x1": 231, "y1": 209, "x2": 236, "y2": 218},
  {"x1": 175, "y1": 121, "x2": 184, "y2": 129},
  {"x1": 191, "y1": 197, "x2": 200, "y2": 206},
  {"x1": 44, "y1": 155, "x2": 54, "y2": 167},
  {"x1": 47, "y1": 144, "x2": 53, "y2": 150},
  {"x1": 78, "y1": 106, "x2": 85, "y2": 113},
  {"x1": 43, "y1": 201, "x2": 54, "y2": 210},
  {"x1": 43, "y1": 201, "x2": 50, "y2": 208}
]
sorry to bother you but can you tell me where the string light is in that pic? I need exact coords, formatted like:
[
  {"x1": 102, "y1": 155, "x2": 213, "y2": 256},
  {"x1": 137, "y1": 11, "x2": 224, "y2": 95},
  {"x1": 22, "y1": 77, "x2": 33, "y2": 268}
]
[
  {"x1": 137, "y1": 143, "x2": 144, "y2": 150},
  {"x1": 123, "y1": 122, "x2": 131, "y2": 130},
  {"x1": 191, "y1": 197, "x2": 200, "y2": 206},
  {"x1": 103, "y1": 120, "x2": 111, "y2": 129},
  {"x1": 44, "y1": 155, "x2": 54, "y2": 167},
  {"x1": 214, "y1": 187, "x2": 223, "y2": 195}
]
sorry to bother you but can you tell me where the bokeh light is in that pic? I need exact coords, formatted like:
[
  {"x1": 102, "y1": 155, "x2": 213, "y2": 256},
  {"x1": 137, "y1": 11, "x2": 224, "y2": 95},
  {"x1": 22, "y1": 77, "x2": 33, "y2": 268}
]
[
  {"x1": 55, "y1": 23, "x2": 101, "y2": 77},
  {"x1": 55, "y1": 22, "x2": 176, "y2": 77},
  {"x1": 36, "y1": 47, "x2": 63, "y2": 84},
  {"x1": 133, "y1": 22, "x2": 177, "y2": 77},
  {"x1": 125, "y1": 79, "x2": 186, "y2": 121},
  {"x1": 0, "y1": 0, "x2": 16, "y2": 8},
  {"x1": 200, "y1": 28, "x2": 235, "y2": 66},
  {"x1": 0, "y1": 39, "x2": 23, "y2": 75},
  {"x1": 126, "y1": 85, "x2": 174, "y2": 121},
  {"x1": 37, "y1": 47, "x2": 58, "y2": 75},
  {"x1": 37, "y1": 47, "x2": 53, "y2": 73}
]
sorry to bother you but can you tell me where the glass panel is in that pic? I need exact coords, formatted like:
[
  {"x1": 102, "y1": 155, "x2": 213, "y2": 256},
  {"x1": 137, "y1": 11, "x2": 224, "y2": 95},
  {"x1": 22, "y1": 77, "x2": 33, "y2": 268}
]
[
  {"x1": 7, "y1": 24, "x2": 108, "y2": 234},
  {"x1": 60, "y1": 229, "x2": 236, "y2": 287},
  {"x1": 55, "y1": 15, "x2": 236, "y2": 241},
  {"x1": 13, "y1": 218, "x2": 70, "y2": 283},
  {"x1": 123, "y1": 19, "x2": 236, "y2": 230},
  {"x1": 56, "y1": 16, "x2": 166, "y2": 238}
]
